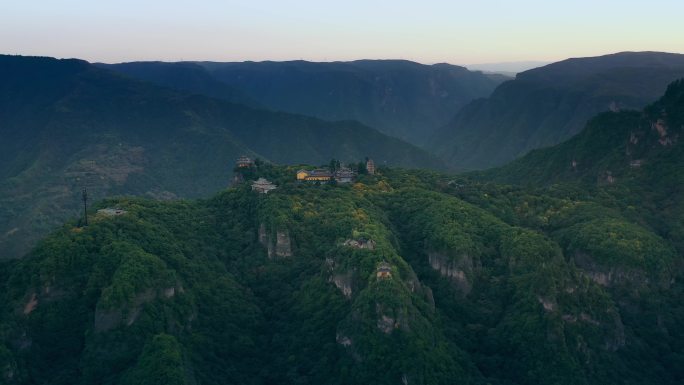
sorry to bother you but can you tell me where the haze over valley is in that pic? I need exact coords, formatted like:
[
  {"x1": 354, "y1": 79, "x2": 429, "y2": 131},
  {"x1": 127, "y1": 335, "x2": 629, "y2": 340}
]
[{"x1": 1, "y1": 1, "x2": 684, "y2": 384}]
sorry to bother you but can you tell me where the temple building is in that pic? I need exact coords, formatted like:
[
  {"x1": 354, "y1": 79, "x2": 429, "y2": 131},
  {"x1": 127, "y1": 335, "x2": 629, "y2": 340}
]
[
  {"x1": 297, "y1": 167, "x2": 358, "y2": 183},
  {"x1": 366, "y1": 158, "x2": 375, "y2": 175},
  {"x1": 334, "y1": 168, "x2": 355, "y2": 183},
  {"x1": 297, "y1": 169, "x2": 333, "y2": 182},
  {"x1": 236, "y1": 156, "x2": 254, "y2": 168},
  {"x1": 251, "y1": 178, "x2": 277, "y2": 194},
  {"x1": 376, "y1": 262, "x2": 392, "y2": 279}
]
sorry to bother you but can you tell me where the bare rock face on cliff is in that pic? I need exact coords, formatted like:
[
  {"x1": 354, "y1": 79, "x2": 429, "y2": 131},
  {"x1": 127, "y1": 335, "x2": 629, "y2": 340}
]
[
  {"x1": 430, "y1": 52, "x2": 684, "y2": 170},
  {"x1": 259, "y1": 223, "x2": 293, "y2": 259},
  {"x1": 94, "y1": 285, "x2": 181, "y2": 332},
  {"x1": 427, "y1": 252, "x2": 474, "y2": 295}
]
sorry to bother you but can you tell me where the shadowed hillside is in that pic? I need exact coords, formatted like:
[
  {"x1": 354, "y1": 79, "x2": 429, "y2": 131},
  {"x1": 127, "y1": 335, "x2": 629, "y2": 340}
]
[
  {"x1": 102, "y1": 59, "x2": 506, "y2": 145},
  {"x1": 430, "y1": 52, "x2": 684, "y2": 170},
  {"x1": 0, "y1": 55, "x2": 443, "y2": 260},
  {"x1": 0, "y1": 162, "x2": 682, "y2": 384}
]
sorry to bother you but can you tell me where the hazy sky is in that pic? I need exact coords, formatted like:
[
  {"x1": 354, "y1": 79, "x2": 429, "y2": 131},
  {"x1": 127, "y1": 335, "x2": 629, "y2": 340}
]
[{"x1": 1, "y1": 0, "x2": 683, "y2": 65}]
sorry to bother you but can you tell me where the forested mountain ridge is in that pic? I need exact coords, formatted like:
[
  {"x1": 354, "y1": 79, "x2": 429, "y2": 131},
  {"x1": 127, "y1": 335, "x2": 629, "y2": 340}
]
[
  {"x1": 0, "y1": 158, "x2": 682, "y2": 384},
  {"x1": 1, "y1": 56, "x2": 683, "y2": 385},
  {"x1": 481, "y1": 78, "x2": 684, "y2": 185},
  {"x1": 430, "y1": 51, "x2": 684, "y2": 170},
  {"x1": 0, "y1": 55, "x2": 442, "y2": 260},
  {"x1": 102, "y1": 59, "x2": 507, "y2": 144},
  {"x1": 476, "y1": 78, "x2": 684, "y2": 254}
]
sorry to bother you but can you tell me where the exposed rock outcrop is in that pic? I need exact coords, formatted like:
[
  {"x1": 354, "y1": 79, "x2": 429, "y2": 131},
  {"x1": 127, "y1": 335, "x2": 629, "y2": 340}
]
[
  {"x1": 377, "y1": 315, "x2": 397, "y2": 334},
  {"x1": 22, "y1": 294, "x2": 37, "y2": 315},
  {"x1": 427, "y1": 252, "x2": 473, "y2": 295},
  {"x1": 375, "y1": 303, "x2": 409, "y2": 334},
  {"x1": 275, "y1": 231, "x2": 292, "y2": 257},
  {"x1": 258, "y1": 223, "x2": 292, "y2": 258},
  {"x1": 94, "y1": 285, "x2": 180, "y2": 332},
  {"x1": 584, "y1": 269, "x2": 648, "y2": 287},
  {"x1": 342, "y1": 238, "x2": 376, "y2": 250},
  {"x1": 331, "y1": 271, "x2": 354, "y2": 298},
  {"x1": 258, "y1": 223, "x2": 268, "y2": 245},
  {"x1": 537, "y1": 296, "x2": 556, "y2": 312},
  {"x1": 651, "y1": 118, "x2": 677, "y2": 146},
  {"x1": 20, "y1": 285, "x2": 66, "y2": 316},
  {"x1": 572, "y1": 251, "x2": 651, "y2": 288},
  {"x1": 336, "y1": 334, "x2": 352, "y2": 347},
  {"x1": 598, "y1": 171, "x2": 616, "y2": 185}
]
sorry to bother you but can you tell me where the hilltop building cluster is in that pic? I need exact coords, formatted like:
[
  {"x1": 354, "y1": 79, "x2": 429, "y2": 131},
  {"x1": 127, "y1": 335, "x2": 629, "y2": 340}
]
[
  {"x1": 233, "y1": 156, "x2": 277, "y2": 194},
  {"x1": 296, "y1": 167, "x2": 356, "y2": 183},
  {"x1": 233, "y1": 155, "x2": 377, "y2": 192},
  {"x1": 296, "y1": 157, "x2": 375, "y2": 183}
]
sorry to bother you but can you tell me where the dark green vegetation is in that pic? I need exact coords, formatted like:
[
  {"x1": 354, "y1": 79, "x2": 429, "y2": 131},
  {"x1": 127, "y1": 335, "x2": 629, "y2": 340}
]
[
  {"x1": 1, "y1": 130, "x2": 683, "y2": 384},
  {"x1": 430, "y1": 51, "x2": 684, "y2": 170},
  {"x1": 0, "y1": 55, "x2": 443, "y2": 260},
  {"x1": 101, "y1": 60, "x2": 506, "y2": 144},
  {"x1": 2, "y1": 55, "x2": 684, "y2": 384},
  {"x1": 481, "y1": 78, "x2": 684, "y2": 253}
]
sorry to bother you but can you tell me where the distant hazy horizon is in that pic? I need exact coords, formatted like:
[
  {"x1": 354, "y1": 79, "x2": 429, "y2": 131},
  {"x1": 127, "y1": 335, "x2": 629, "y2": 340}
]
[{"x1": 1, "y1": 0, "x2": 683, "y2": 66}]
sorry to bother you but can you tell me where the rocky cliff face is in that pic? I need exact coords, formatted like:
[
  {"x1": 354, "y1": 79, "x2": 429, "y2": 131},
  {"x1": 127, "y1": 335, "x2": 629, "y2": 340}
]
[
  {"x1": 430, "y1": 52, "x2": 684, "y2": 170},
  {"x1": 259, "y1": 223, "x2": 293, "y2": 259},
  {"x1": 375, "y1": 303, "x2": 410, "y2": 334},
  {"x1": 331, "y1": 271, "x2": 354, "y2": 298},
  {"x1": 275, "y1": 231, "x2": 292, "y2": 257},
  {"x1": 94, "y1": 285, "x2": 180, "y2": 332},
  {"x1": 572, "y1": 251, "x2": 656, "y2": 290},
  {"x1": 427, "y1": 252, "x2": 474, "y2": 295}
]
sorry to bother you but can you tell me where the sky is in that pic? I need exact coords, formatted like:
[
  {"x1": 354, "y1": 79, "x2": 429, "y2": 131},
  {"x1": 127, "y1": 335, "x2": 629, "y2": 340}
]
[{"x1": 1, "y1": 0, "x2": 683, "y2": 66}]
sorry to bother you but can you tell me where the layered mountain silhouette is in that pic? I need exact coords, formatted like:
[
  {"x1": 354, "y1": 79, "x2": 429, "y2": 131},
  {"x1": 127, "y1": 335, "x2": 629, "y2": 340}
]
[
  {"x1": 101, "y1": 59, "x2": 506, "y2": 144},
  {"x1": 1, "y1": 53, "x2": 684, "y2": 385},
  {"x1": 430, "y1": 52, "x2": 684, "y2": 170},
  {"x1": 479, "y1": 78, "x2": 684, "y2": 253},
  {"x1": 0, "y1": 55, "x2": 443, "y2": 259},
  {"x1": 482, "y1": 78, "x2": 684, "y2": 186}
]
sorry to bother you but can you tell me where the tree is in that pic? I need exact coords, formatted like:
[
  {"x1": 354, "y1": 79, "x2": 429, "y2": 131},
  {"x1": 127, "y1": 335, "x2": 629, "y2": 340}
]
[
  {"x1": 329, "y1": 159, "x2": 341, "y2": 173},
  {"x1": 357, "y1": 162, "x2": 368, "y2": 175}
]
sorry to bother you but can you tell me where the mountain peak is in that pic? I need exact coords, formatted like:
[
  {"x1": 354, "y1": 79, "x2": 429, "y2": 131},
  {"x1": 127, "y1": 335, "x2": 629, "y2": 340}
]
[{"x1": 429, "y1": 52, "x2": 684, "y2": 170}]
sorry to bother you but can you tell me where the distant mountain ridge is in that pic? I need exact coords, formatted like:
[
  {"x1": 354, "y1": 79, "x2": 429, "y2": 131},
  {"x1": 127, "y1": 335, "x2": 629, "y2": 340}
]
[
  {"x1": 430, "y1": 51, "x2": 684, "y2": 170},
  {"x1": 478, "y1": 78, "x2": 684, "y2": 252},
  {"x1": 96, "y1": 61, "x2": 260, "y2": 107},
  {"x1": 102, "y1": 59, "x2": 507, "y2": 144},
  {"x1": 2, "y1": 58, "x2": 684, "y2": 385},
  {"x1": 0, "y1": 55, "x2": 443, "y2": 259},
  {"x1": 481, "y1": 78, "x2": 684, "y2": 185},
  {"x1": 466, "y1": 60, "x2": 549, "y2": 75}
]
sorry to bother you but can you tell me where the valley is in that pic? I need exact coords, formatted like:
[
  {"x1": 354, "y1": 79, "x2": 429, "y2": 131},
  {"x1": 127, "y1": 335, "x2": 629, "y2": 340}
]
[{"x1": 0, "y1": 50, "x2": 683, "y2": 385}]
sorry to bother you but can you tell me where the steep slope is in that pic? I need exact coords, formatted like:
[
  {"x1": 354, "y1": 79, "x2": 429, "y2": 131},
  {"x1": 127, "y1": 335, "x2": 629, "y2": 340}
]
[
  {"x1": 478, "y1": 78, "x2": 684, "y2": 253},
  {"x1": 0, "y1": 164, "x2": 681, "y2": 384},
  {"x1": 184, "y1": 59, "x2": 505, "y2": 144},
  {"x1": 481, "y1": 78, "x2": 684, "y2": 185},
  {"x1": 0, "y1": 55, "x2": 442, "y2": 260},
  {"x1": 430, "y1": 52, "x2": 684, "y2": 169}
]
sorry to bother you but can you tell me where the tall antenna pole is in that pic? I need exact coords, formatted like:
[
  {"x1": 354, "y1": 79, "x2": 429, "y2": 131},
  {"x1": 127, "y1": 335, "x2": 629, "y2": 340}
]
[{"x1": 82, "y1": 188, "x2": 88, "y2": 226}]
